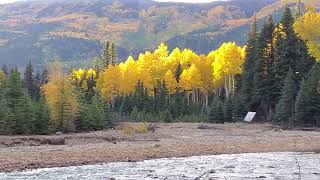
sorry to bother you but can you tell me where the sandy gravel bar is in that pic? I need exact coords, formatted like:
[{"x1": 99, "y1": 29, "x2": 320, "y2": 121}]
[{"x1": 0, "y1": 123, "x2": 320, "y2": 172}]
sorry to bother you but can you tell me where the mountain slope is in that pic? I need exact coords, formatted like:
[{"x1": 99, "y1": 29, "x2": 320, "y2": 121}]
[{"x1": 0, "y1": 0, "x2": 316, "y2": 67}]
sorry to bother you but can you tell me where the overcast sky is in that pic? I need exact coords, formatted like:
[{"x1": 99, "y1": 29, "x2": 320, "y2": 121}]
[{"x1": 0, "y1": 0, "x2": 220, "y2": 4}]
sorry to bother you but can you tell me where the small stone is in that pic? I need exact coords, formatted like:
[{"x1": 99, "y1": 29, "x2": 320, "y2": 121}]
[{"x1": 154, "y1": 144, "x2": 161, "y2": 148}]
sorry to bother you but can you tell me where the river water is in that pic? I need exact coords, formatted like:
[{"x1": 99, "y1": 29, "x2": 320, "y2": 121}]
[{"x1": 1, "y1": 152, "x2": 320, "y2": 180}]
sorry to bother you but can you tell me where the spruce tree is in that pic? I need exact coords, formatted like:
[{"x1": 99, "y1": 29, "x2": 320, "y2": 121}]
[
  {"x1": 169, "y1": 91, "x2": 186, "y2": 118},
  {"x1": 6, "y1": 68, "x2": 32, "y2": 134},
  {"x1": 34, "y1": 97, "x2": 49, "y2": 134},
  {"x1": 232, "y1": 95, "x2": 245, "y2": 121},
  {"x1": 111, "y1": 43, "x2": 117, "y2": 66},
  {"x1": 78, "y1": 94, "x2": 107, "y2": 131},
  {"x1": 240, "y1": 16, "x2": 257, "y2": 111},
  {"x1": 24, "y1": 61, "x2": 35, "y2": 99},
  {"x1": 102, "y1": 41, "x2": 112, "y2": 69},
  {"x1": 1, "y1": 64, "x2": 8, "y2": 76},
  {"x1": 120, "y1": 95, "x2": 132, "y2": 116},
  {"x1": 216, "y1": 102, "x2": 224, "y2": 124},
  {"x1": 272, "y1": 6, "x2": 311, "y2": 102},
  {"x1": 162, "y1": 109, "x2": 173, "y2": 123},
  {"x1": 94, "y1": 57, "x2": 102, "y2": 76},
  {"x1": 19, "y1": 93, "x2": 35, "y2": 134},
  {"x1": 295, "y1": 63, "x2": 320, "y2": 127},
  {"x1": 273, "y1": 69, "x2": 296, "y2": 127},
  {"x1": 34, "y1": 70, "x2": 41, "y2": 100},
  {"x1": 252, "y1": 15, "x2": 275, "y2": 118},
  {"x1": 41, "y1": 67, "x2": 49, "y2": 85},
  {"x1": 134, "y1": 80, "x2": 149, "y2": 112},
  {"x1": 0, "y1": 95, "x2": 12, "y2": 134},
  {"x1": 154, "y1": 81, "x2": 169, "y2": 112},
  {"x1": 208, "y1": 101, "x2": 224, "y2": 124},
  {"x1": 208, "y1": 103, "x2": 216, "y2": 123},
  {"x1": 223, "y1": 99, "x2": 233, "y2": 122}
]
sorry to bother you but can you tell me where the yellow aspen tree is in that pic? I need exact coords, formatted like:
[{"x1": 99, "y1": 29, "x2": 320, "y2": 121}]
[
  {"x1": 212, "y1": 42, "x2": 245, "y2": 98},
  {"x1": 96, "y1": 64, "x2": 121, "y2": 101},
  {"x1": 119, "y1": 56, "x2": 138, "y2": 95},
  {"x1": 42, "y1": 63, "x2": 80, "y2": 132},
  {"x1": 181, "y1": 49, "x2": 197, "y2": 69},
  {"x1": 198, "y1": 55, "x2": 214, "y2": 106},
  {"x1": 137, "y1": 53, "x2": 154, "y2": 95},
  {"x1": 180, "y1": 69, "x2": 192, "y2": 91},
  {"x1": 188, "y1": 64, "x2": 203, "y2": 104},
  {"x1": 163, "y1": 70, "x2": 177, "y2": 96},
  {"x1": 294, "y1": 10, "x2": 320, "y2": 62},
  {"x1": 166, "y1": 47, "x2": 182, "y2": 73}
]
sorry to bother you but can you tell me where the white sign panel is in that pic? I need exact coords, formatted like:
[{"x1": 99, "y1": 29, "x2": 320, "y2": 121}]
[{"x1": 244, "y1": 112, "x2": 256, "y2": 122}]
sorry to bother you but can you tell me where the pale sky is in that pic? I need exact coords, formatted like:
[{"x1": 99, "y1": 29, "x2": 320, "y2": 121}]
[
  {"x1": 156, "y1": 0, "x2": 218, "y2": 2},
  {"x1": 0, "y1": 0, "x2": 21, "y2": 4},
  {"x1": 0, "y1": 0, "x2": 219, "y2": 4}
]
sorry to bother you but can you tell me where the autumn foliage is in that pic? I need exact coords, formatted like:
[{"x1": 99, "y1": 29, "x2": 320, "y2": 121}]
[
  {"x1": 43, "y1": 63, "x2": 80, "y2": 132},
  {"x1": 294, "y1": 10, "x2": 320, "y2": 62},
  {"x1": 95, "y1": 43, "x2": 245, "y2": 106}
]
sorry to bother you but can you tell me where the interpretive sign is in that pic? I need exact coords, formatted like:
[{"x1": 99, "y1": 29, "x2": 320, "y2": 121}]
[{"x1": 244, "y1": 112, "x2": 256, "y2": 122}]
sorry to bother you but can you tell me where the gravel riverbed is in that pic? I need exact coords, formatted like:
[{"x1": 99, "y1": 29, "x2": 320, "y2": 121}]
[{"x1": 1, "y1": 152, "x2": 320, "y2": 180}]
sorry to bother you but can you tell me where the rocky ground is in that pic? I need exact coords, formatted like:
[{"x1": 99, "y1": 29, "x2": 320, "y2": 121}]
[{"x1": 0, "y1": 123, "x2": 320, "y2": 172}]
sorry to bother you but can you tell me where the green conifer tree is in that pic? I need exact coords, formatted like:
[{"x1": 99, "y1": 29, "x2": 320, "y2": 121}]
[
  {"x1": 240, "y1": 16, "x2": 258, "y2": 111},
  {"x1": 34, "y1": 97, "x2": 50, "y2": 134},
  {"x1": 252, "y1": 16, "x2": 275, "y2": 117},
  {"x1": 224, "y1": 99, "x2": 233, "y2": 122},
  {"x1": 273, "y1": 69, "x2": 296, "y2": 127},
  {"x1": 1, "y1": 64, "x2": 8, "y2": 76},
  {"x1": 111, "y1": 43, "x2": 117, "y2": 66},
  {"x1": 295, "y1": 63, "x2": 320, "y2": 127},
  {"x1": 34, "y1": 70, "x2": 41, "y2": 100},
  {"x1": 41, "y1": 67, "x2": 49, "y2": 85},
  {"x1": 24, "y1": 61, "x2": 36, "y2": 99},
  {"x1": 208, "y1": 100, "x2": 224, "y2": 124},
  {"x1": 272, "y1": 6, "x2": 311, "y2": 102},
  {"x1": 6, "y1": 68, "x2": 33, "y2": 134},
  {"x1": 102, "y1": 41, "x2": 112, "y2": 69}
]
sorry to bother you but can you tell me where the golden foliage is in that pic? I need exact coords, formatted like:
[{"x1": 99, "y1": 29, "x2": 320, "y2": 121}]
[
  {"x1": 294, "y1": 11, "x2": 320, "y2": 62},
  {"x1": 42, "y1": 63, "x2": 80, "y2": 132},
  {"x1": 96, "y1": 65, "x2": 121, "y2": 100},
  {"x1": 70, "y1": 68, "x2": 97, "y2": 91},
  {"x1": 164, "y1": 70, "x2": 177, "y2": 95},
  {"x1": 96, "y1": 43, "x2": 245, "y2": 100}
]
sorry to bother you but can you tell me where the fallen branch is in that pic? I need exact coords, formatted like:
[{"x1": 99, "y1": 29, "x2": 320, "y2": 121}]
[
  {"x1": 194, "y1": 170, "x2": 215, "y2": 180},
  {"x1": 294, "y1": 155, "x2": 302, "y2": 180}
]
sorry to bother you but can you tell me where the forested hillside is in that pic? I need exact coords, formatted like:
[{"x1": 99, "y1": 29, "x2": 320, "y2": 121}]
[
  {"x1": 2, "y1": 0, "x2": 318, "y2": 67},
  {"x1": 0, "y1": 3, "x2": 319, "y2": 135}
]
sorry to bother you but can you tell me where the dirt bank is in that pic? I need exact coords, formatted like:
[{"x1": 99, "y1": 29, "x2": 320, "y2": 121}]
[{"x1": 1, "y1": 123, "x2": 320, "y2": 172}]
